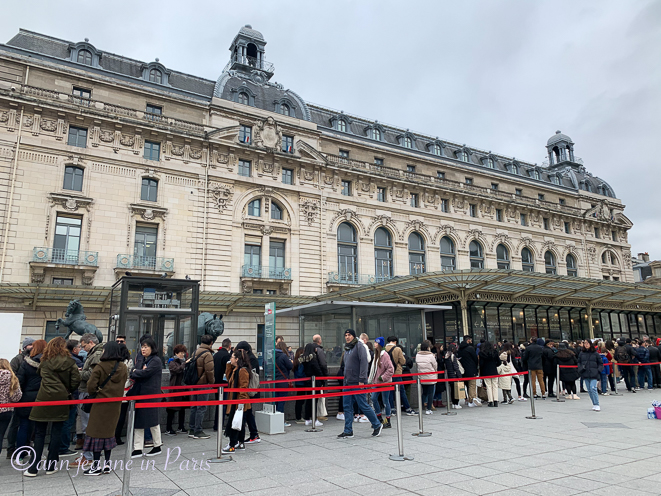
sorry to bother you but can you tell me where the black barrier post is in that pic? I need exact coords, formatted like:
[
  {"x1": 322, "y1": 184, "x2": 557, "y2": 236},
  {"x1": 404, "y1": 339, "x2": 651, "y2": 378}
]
[
  {"x1": 412, "y1": 376, "x2": 431, "y2": 437},
  {"x1": 441, "y1": 370, "x2": 456, "y2": 416},
  {"x1": 526, "y1": 372, "x2": 541, "y2": 420},
  {"x1": 305, "y1": 376, "x2": 322, "y2": 432},
  {"x1": 555, "y1": 364, "x2": 565, "y2": 403},
  {"x1": 121, "y1": 400, "x2": 136, "y2": 496},
  {"x1": 208, "y1": 386, "x2": 232, "y2": 463},
  {"x1": 390, "y1": 384, "x2": 413, "y2": 461}
]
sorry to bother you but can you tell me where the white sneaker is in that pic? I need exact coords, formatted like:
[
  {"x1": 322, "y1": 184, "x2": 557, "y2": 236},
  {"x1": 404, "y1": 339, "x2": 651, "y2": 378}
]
[
  {"x1": 473, "y1": 398, "x2": 482, "y2": 405},
  {"x1": 305, "y1": 420, "x2": 312, "y2": 426},
  {"x1": 336, "y1": 413, "x2": 345, "y2": 420},
  {"x1": 353, "y1": 417, "x2": 359, "y2": 423},
  {"x1": 425, "y1": 410, "x2": 432, "y2": 415},
  {"x1": 315, "y1": 420, "x2": 323, "y2": 427},
  {"x1": 358, "y1": 416, "x2": 370, "y2": 423},
  {"x1": 467, "y1": 402, "x2": 475, "y2": 408},
  {"x1": 454, "y1": 404, "x2": 462, "y2": 409},
  {"x1": 518, "y1": 397, "x2": 527, "y2": 402},
  {"x1": 594, "y1": 405, "x2": 601, "y2": 411}
]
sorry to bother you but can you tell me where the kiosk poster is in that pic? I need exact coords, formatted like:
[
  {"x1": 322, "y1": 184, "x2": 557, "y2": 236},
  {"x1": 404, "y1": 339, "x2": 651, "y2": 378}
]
[{"x1": 264, "y1": 302, "x2": 276, "y2": 381}]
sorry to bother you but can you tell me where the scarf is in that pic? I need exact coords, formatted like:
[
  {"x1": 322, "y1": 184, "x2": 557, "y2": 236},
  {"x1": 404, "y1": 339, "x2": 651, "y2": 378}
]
[{"x1": 344, "y1": 338, "x2": 358, "y2": 352}]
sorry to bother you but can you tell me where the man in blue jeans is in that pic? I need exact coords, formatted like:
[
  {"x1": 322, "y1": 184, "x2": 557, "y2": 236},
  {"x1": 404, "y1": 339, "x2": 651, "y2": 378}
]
[{"x1": 338, "y1": 329, "x2": 383, "y2": 439}]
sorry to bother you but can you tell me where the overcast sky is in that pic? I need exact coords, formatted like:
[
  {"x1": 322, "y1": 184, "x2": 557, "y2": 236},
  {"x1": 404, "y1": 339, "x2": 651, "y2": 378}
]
[{"x1": 3, "y1": 0, "x2": 660, "y2": 259}]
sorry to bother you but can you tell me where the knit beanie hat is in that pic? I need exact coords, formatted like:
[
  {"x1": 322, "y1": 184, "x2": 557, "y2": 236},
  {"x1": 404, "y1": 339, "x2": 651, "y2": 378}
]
[
  {"x1": 375, "y1": 337, "x2": 385, "y2": 348},
  {"x1": 345, "y1": 329, "x2": 356, "y2": 339},
  {"x1": 536, "y1": 338, "x2": 545, "y2": 346},
  {"x1": 22, "y1": 337, "x2": 35, "y2": 350}
]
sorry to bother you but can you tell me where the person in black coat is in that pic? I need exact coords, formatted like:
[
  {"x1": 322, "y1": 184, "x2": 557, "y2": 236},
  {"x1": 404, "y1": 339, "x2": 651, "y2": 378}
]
[
  {"x1": 648, "y1": 342, "x2": 661, "y2": 388},
  {"x1": 554, "y1": 344, "x2": 580, "y2": 399},
  {"x1": 234, "y1": 341, "x2": 261, "y2": 443},
  {"x1": 212, "y1": 338, "x2": 232, "y2": 431},
  {"x1": 274, "y1": 342, "x2": 293, "y2": 416},
  {"x1": 458, "y1": 337, "x2": 479, "y2": 405},
  {"x1": 444, "y1": 344, "x2": 462, "y2": 408},
  {"x1": 129, "y1": 337, "x2": 163, "y2": 458},
  {"x1": 523, "y1": 338, "x2": 546, "y2": 397},
  {"x1": 577, "y1": 339, "x2": 603, "y2": 410},
  {"x1": 542, "y1": 341, "x2": 558, "y2": 397},
  {"x1": 479, "y1": 342, "x2": 501, "y2": 406},
  {"x1": 16, "y1": 341, "x2": 46, "y2": 451}
]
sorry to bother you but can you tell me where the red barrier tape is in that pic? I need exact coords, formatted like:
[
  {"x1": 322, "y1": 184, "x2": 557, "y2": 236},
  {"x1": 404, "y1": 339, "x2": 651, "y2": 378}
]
[{"x1": 223, "y1": 382, "x2": 396, "y2": 393}]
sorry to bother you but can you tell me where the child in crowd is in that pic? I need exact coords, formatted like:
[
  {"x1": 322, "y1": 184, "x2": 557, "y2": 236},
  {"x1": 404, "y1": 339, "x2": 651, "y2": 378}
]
[{"x1": 497, "y1": 352, "x2": 514, "y2": 405}]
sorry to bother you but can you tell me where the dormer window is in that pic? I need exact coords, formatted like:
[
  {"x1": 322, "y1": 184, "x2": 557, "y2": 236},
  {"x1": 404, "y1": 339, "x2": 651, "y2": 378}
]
[
  {"x1": 337, "y1": 120, "x2": 347, "y2": 132},
  {"x1": 512, "y1": 164, "x2": 519, "y2": 174},
  {"x1": 432, "y1": 144, "x2": 442, "y2": 156},
  {"x1": 280, "y1": 103, "x2": 290, "y2": 116},
  {"x1": 149, "y1": 69, "x2": 162, "y2": 84},
  {"x1": 404, "y1": 136, "x2": 413, "y2": 148},
  {"x1": 373, "y1": 128, "x2": 381, "y2": 140},
  {"x1": 77, "y1": 50, "x2": 92, "y2": 65},
  {"x1": 533, "y1": 170, "x2": 541, "y2": 180},
  {"x1": 238, "y1": 92, "x2": 249, "y2": 105},
  {"x1": 484, "y1": 157, "x2": 494, "y2": 168},
  {"x1": 551, "y1": 175, "x2": 559, "y2": 185}
]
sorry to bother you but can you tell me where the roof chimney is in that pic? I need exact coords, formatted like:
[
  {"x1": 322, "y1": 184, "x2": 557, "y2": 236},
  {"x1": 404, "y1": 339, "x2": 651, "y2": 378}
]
[{"x1": 639, "y1": 253, "x2": 650, "y2": 262}]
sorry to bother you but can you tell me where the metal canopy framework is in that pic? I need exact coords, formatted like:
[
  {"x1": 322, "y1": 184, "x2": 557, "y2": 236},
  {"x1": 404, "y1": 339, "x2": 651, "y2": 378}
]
[{"x1": 1, "y1": 269, "x2": 661, "y2": 313}]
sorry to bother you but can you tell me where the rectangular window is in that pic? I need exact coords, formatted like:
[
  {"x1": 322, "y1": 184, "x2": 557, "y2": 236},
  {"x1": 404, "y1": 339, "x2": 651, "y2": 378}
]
[
  {"x1": 266, "y1": 289, "x2": 277, "y2": 295},
  {"x1": 559, "y1": 198, "x2": 566, "y2": 205},
  {"x1": 63, "y1": 166, "x2": 84, "y2": 192},
  {"x1": 253, "y1": 289, "x2": 263, "y2": 294},
  {"x1": 134, "y1": 225, "x2": 158, "y2": 268},
  {"x1": 145, "y1": 104, "x2": 162, "y2": 121},
  {"x1": 520, "y1": 213, "x2": 527, "y2": 226},
  {"x1": 410, "y1": 193, "x2": 419, "y2": 208},
  {"x1": 269, "y1": 240, "x2": 286, "y2": 278},
  {"x1": 339, "y1": 149, "x2": 350, "y2": 158},
  {"x1": 407, "y1": 165, "x2": 416, "y2": 173},
  {"x1": 282, "y1": 135, "x2": 294, "y2": 154},
  {"x1": 377, "y1": 187, "x2": 385, "y2": 202},
  {"x1": 469, "y1": 204, "x2": 477, "y2": 217},
  {"x1": 491, "y1": 183, "x2": 499, "y2": 190},
  {"x1": 496, "y1": 209, "x2": 503, "y2": 222},
  {"x1": 52, "y1": 277, "x2": 73, "y2": 286},
  {"x1": 72, "y1": 86, "x2": 91, "y2": 106},
  {"x1": 613, "y1": 276, "x2": 619, "y2": 282},
  {"x1": 374, "y1": 157, "x2": 384, "y2": 166},
  {"x1": 67, "y1": 126, "x2": 87, "y2": 148},
  {"x1": 244, "y1": 243, "x2": 261, "y2": 267},
  {"x1": 141, "y1": 178, "x2": 158, "y2": 202},
  {"x1": 45, "y1": 321, "x2": 66, "y2": 342},
  {"x1": 515, "y1": 188, "x2": 522, "y2": 196},
  {"x1": 238, "y1": 159, "x2": 251, "y2": 177},
  {"x1": 282, "y1": 168, "x2": 293, "y2": 185},
  {"x1": 538, "y1": 193, "x2": 545, "y2": 201},
  {"x1": 341, "y1": 180, "x2": 351, "y2": 196},
  {"x1": 437, "y1": 171, "x2": 445, "y2": 180},
  {"x1": 611, "y1": 230, "x2": 617, "y2": 242},
  {"x1": 465, "y1": 177, "x2": 473, "y2": 185},
  {"x1": 594, "y1": 227, "x2": 600, "y2": 239},
  {"x1": 143, "y1": 140, "x2": 160, "y2": 161},
  {"x1": 441, "y1": 199, "x2": 448, "y2": 213},
  {"x1": 543, "y1": 218, "x2": 550, "y2": 230},
  {"x1": 53, "y1": 215, "x2": 82, "y2": 263},
  {"x1": 603, "y1": 276, "x2": 610, "y2": 281},
  {"x1": 239, "y1": 125, "x2": 252, "y2": 143},
  {"x1": 564, "y1": 222, "x2": 571, "y2": 234}
]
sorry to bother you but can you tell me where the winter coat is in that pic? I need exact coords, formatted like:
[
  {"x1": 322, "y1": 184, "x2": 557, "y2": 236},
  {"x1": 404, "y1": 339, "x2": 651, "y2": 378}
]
[
  {"x1": 192, "y1": 343, "x2": 215, "y2": 385},
  {"x1": 16, "y1": 355, "x2": 42, "y2": 418},
  {"x1": 384, "y1": 344, "x2": 406, "y2": 375},
  {"x1": 10, "y1": 350, "x2": 29, "y2": 374},
  {"x1": 213, "y1": 348, "x2": 231, "y2": 384},
  {"x1": 577, "y1": 350, "x2": 603, "y2": 380},
  {"x1": 30, "y1": 355, "x2": 81, "y2": 423},
  {"x1": 167, "y1": 356, "x2": 187, "y2": 405},
  {"x1": 130, "y1": 354, "x2": 163, "y2": 429},
  {"x1": 300, "y1": 343, "x2": 323, "y2": 378},
  {"x1": 458, "y1": 341, "x2": 478, "y2": 377},
  {"x1": 79, "y1": 343, "x2": 104, "y2": 394},
  {"x1": 636, "y1": 346, "x2": 651, "y2": 366},
  {"x1": 85, "y1": 360, "x2": 128, "y2": 439},
  {"x1": 274, "y1": 349, "x2": 293, "y2": 380},
  {"x1": 542, "y1": 345, "x2": 557, "y2": 375},
  {"x1": 522, "y1": 344, "x2": 544, "y2": 370},
  {"x1": 313, "y1": 344, "x2": 329, "y2": 376},
  {"x1": 554, "y1": 349, "x2": 579, "y2": 382},
  {"x1": 343, "y1": 339, "x2": 370, "y2": 385},
  {"x1": 70, "y1": 353, "x2": 84, "y2": 369},
  {"x1": 648, "y1": 345, "x2": 661, "y2": 365},
  {"x1": 0, "y1": 369, "x2": 22, "y2": 413},
  {"x1": 225, "y1": 362, "x2": 251, "y2": 413},
  {"x1": 294, "y1": 363, "x2": 306, "y2": 379},
  {"x1": 496, "y1": 362, "x2": 513, "y2": 389},
  {"x1": 444, "y1": 352, "x2": 461, "y2": 379},
  {"x1": 479, "y1": 351, "x2": 500, "y2": 377},
  {"x1": 370, "y1": 350, "x2": 394, "y2": 384},
  {"x1": 415, "y1": 351, "x2": 438, "y2": 384}
]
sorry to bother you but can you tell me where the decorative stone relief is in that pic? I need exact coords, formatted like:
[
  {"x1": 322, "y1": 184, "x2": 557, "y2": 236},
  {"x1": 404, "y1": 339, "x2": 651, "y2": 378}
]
[
  {"x1": 99, "y1": 130, "x2": 114, "y2": 143},
  {"x1": 400, "y1": 219, "x2": 431, "y2": 242},
  {"x1": 328, "y1": 209, "x2": 366, "y2": 235},
  {"x1": 48, "y1": 193, "x2": 93, "y2": 212},
  {"x1": 40, "y1": 119, "x2": 57, "y2": 132},
  {"x1": 622, "y1": 249, "x2": 632, "y2": 269},
  {"x1": 210, "y1": 183, "x2": 234, "y2": 212},
  {"x1": 586, "y1": 245, "x2": 597, "y2": 263},
  {"x1": 300, "y1": 199, "x2": 319, "y2": 226},
  {"x1": 0, "y1": 111, "x2": 8, "y2": 123},
  {"x1": 432, "y1": 224, "x2": 459, "y2": 245},
  {"x1": 489, "y1": 233, "x2": 512, "y2": 252},
  {"x1": 129, "y1": 204, "x2": 167, "y2": 221},
  {"x1": 462, "y1": 229, "x2": 488, "y2": 249},
  {"x1": 367, "y1": 215, "x2": 399, "y2": 239},
  {"x1": 120, "y1": 134, "x2": 135, "y2": 147},
  {"x1": 253, "y1": 116, "x2": 282, "y2": 151}
]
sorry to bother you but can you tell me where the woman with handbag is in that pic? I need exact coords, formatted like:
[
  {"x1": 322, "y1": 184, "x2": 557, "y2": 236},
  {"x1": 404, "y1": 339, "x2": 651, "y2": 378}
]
[
  {"x1": 82, "y1": 341, "x2": 128, "y2": 475},
  {"x1": 222, "y1": 349, "x2": 251, "y2": 454},
  {"x1": 25, "y1": 337, "x2": 81, "y2": 477},
  {"x1": 129, "y1": 337, "x2": 163, "y2": 458}
]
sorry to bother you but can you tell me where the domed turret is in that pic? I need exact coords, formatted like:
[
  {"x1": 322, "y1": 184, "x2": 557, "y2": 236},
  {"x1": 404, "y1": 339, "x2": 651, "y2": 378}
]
[
  {"x1": 546, "y1": 130, "x2": 576, "y2": 165},
  {"x1": 229, "y1": 24, "x2": 273, "y2": 79}
]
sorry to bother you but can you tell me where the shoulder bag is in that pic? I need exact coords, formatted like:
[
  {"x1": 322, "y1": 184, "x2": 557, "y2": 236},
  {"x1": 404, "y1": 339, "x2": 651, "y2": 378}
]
[{"x1": 83, "y1": 361, "x2": 119, "y2": 413}]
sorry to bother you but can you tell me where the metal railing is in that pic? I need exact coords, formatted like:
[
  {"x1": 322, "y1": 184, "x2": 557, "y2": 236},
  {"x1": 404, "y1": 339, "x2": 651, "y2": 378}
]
[
  {"x1": 327, "y1": 272, "x2": 378, "y2": 285},
  {"x1": 116, "y1": 255, "x2": 174, "y2": 272},
  {"x1": 241, "y1": 265, "x2": 292, "y2": 280},
  {"x1": 32, "y1": 247, "x2": 98, "y2": 266},
  {"x1": 231, "y1": 55, "x2": 275, "y2": 73}
]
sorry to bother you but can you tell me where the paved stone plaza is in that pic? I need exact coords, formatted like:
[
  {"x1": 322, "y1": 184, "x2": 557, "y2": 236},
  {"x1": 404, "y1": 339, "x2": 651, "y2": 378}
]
[{"x1": 3, "y1": 390, "x2": 660, "y2": 496}]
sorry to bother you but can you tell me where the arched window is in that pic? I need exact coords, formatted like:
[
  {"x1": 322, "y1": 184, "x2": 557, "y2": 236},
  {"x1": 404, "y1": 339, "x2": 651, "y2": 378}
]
[
  {"x1": 469, "y1": 240, "x2": 484, "y2": 269},
  {"x1": 544, "y1": 251, "x2": 556, "y2": 274},
  {"x1": 602, "y1": 251, "x2": 617, "y2": 265},
  {"x1": 585, "y1": 181, "x2": 593, "y2": 192},
  {"x1": 149, "y1": 69, "x2": 162, "y2": 84},
  {"x1": 432, "y1": 144, "x2": 442, "y2": 156},
  {"x1": 404, "y1": 136, "x2": 413, "y2": 148},
  {"x1": 461, "y1": 150, "x2": 469, "y2": 162},
  {"x1": 248, "y1": 199, "x2": 261, "y2": 217},
  {"x1": 521, "y1": 247, "x2": 534, "y2": 272},
  {"x1": 63, "y1": 166, "x2": 84, "y2": 192},
  {"x1": 601, "y1": 252, "x2": 608, "y2": 264},
  {"x1": 487, "y1": 157, "x2": 494, "y2": 168},
  {"x1": 337, "y1": 222, "x2": 357, "y2": 283},
  {"x1": 408, "y1": 232, "x2": 425, "y2": 274},
  {"x1": 566, "y1": 254, "x2": 577, "y2": 277},
  {"x1": 77, "y1": 49, "x2": 92, "y2": 65},
  {"x1": 440, "y1": 236, "x2": 455, "y2": 271},
  {"x1": 373, "y1": 128, "x2": 381, "y2": 141},
  {"x1": 496, "y1": 244, "x2": 510, "y2": 270},
  {"x1": 337, "y1": 120, "x2": 347, "y2": 132},
  {"x1": 280, "y1": 103, "x2": 290, "y2": 116},
  {"x1": 374, "y1": 227, "x2": 393, "y2": 281},
  {"x1": 533, "y1": 170, "x2": 541, "y2": 180},
  {"x1": 512, "y1": 164, "x2": 519, "y2": 174},
  {"x1": 271, "y1": 202, "x2": 282, "y2": 220},
  {"x1": 238, "y1": 92, "x2": 249, "y2": 105}
]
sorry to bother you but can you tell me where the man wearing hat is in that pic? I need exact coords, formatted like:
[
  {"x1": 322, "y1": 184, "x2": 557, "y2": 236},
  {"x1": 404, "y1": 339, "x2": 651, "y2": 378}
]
[
  {"x1": 338, "y1": 329, "x2": 383, "y2": 439},
  {"x1": 10, "y1": 337, "x2": 34, "y2": 373},
  {"x1": 6, "y1": 337, "x2": 35, "y2": 459}
]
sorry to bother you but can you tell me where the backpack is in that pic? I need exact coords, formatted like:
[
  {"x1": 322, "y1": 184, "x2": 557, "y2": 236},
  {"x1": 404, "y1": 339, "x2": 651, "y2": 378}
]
[
  {"x1": 614, "y1": 346, "x2": 630, "y2": 364},
  {"x1": 247, "y1": 367, "x2": 260, "y2": 397},
  {"x1": 183, "y1": 349, "x2": 211, "y2": 385},
  {"x1": 600, "y1": 354, "x2": 610, "y2": 375}
]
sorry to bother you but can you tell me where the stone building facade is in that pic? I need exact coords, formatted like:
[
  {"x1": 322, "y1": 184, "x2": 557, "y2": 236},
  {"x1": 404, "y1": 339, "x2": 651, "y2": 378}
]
[{"x1": 0, "y1": 26, "x2": 636, "y2": 346}]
